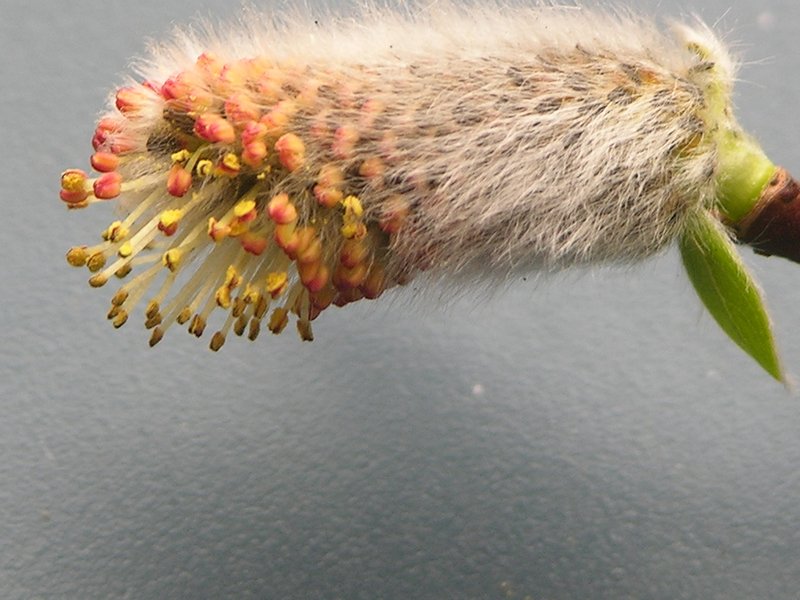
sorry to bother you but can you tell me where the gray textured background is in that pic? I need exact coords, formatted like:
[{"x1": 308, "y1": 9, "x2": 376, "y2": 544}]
[{"x1": 3, "y1": 1, "x2": 800, "y2": 598}]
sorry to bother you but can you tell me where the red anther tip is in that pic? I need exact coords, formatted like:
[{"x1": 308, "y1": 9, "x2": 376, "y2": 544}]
[
  {"x1": 93, "y1": 171, "x2": 123, "y2": 200},
  {"x1": 194, "y1": 113, "x2": 236, "y2": 144},
  {"x1": 90, "y1": 152, "x2": 120, "y2": 173},
  {"x1": 166, "y1": 164, "x2": 192, "y2": 197}
]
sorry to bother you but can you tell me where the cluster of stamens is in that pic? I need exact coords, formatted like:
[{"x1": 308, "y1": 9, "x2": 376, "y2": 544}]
[{"x1": 61, "y1": 52, "x2": 409, "y2": 350}]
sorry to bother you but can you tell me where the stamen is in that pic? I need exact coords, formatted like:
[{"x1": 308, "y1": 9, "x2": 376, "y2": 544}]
[{"x1": 62, "y1": 51, "x2": 408, "y2": 350}]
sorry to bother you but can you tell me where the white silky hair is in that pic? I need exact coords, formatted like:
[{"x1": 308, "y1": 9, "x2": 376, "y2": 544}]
[{"x1": 123, "y1": 3, "x2": 735, "y2": 282}]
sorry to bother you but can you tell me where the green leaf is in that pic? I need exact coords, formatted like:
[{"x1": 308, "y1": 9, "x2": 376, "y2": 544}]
[{"x1": 679, "y1": 210, "x2": 784, "y2": 382}]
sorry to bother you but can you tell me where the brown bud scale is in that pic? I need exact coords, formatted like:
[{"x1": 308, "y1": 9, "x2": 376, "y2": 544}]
[{"x1": 734, "y1": 167, "x2": 800, "y2": 264}]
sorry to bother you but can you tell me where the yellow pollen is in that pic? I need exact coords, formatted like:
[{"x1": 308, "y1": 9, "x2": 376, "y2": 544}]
[
  {"x1": 162, "y1": 248, "x2": 183, "y2": 272},
  {"x1": 228, "y1": 220, "x2": 250, "y2": 237},
  {"x1": 208, "y1": 217, "x2": 231, "y2": 241},
  {"x1": 265, "y1": 271, "x2": 288, "y2": 296},
  {"x1": 341, "y1": 223, "x2": 358, "y2": 239},
  {"x1": 159, "y1": 209, "x2": 183, "y2": 229},
  {"x1": 341, "y1": 195, "x2": 366, "y2": 239},
  {"x1": 243, "y1": 284, "x2": 260, "y2": 304},
  {"x1": 234, "y1": 199, "x2": 256, "y2": 218},
  {"x1": 222, "y1": 153, "x2": 241, "y2": 171},
  {"x1": 215, "y1": 286, "x2": 232, "y2": 309},
  {"x1": 224, "y1": 265, "x2": 241, "y2": 288},
  {"x1": 171, "y1": 149, "x2": 192, "y2": 163},
  {"x1": 61, "y1": 171, "x2": 87, "y2": 192},
  {"x1": 118, "y1": 242, "x2": 134, "y2": 258},
  {"x1": 196, "y1": 159, "x2": 214, "y2": 177},
  {"x1": 103, "y1": 221, "x2": 129, "y2": 242},
  {"x1": 341, "y1": 222, "x2": 367, "y2": 240},
  {"x1": 342, "y1": 195, "x2": 364, "y2": 218}
]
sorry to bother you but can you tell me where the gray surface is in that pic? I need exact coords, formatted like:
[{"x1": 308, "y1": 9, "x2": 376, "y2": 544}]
[{"x1": 3, "y1": 1, "x2": 800, "y2": 598}]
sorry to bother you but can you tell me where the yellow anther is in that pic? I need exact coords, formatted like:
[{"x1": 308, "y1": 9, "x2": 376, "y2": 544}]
[
  {"x1": 190, "y1": 314, "x2": 206, "y2": 337},
  {"x1": 248, "y1": 318, "x2": 261, "y2": 341},
  {"x1": 265, "y1": 271, "x2": 288, "y2": 297},
  {"x1": 222, "y1": 152, "x2": 241, "y2": 172},
  {"x1": 103, "y1": 221, "x2": 129, "y2": 242},
  {"x1": 224, "y1": 265, "x2": 241, "y2": 288},
  {"x1": 115, "y1": 264, "x2": 132, "y2": 278},
  {"x1": 162, "y1": 248, "x2": 183, "y2": 272},
  {"x1": 268, "y1": 307, "x2": 289, "y2": 334},
  {"x1": 149, "y1": 327, "x2": 164, "y2": 347},
  {"x1": 177, "y1": 307, "x2": 192, "y2": 325},
  {"x1": 208, "y1": 217, "x2": 231, "y2": 242},
  {"x1": 87, "y1": 252, "x2": 107, "y2": 273},
  {"x1": 341, "y1": 222, "x2": 358, "y2": 239},
  {"x1": 208, "y1": 331, "x2": 225, "y2": 352},
  {"x1": 228, "y1": 220, "x2": 250, "y2": 237},
  {"x1": 234, "y1": 199, "x2": 256, "y2": 219},
  {"x1": 145, "y1": 314, "x2": 162, "y2": 329},
  {"x1": 342, "y1": 195, "x2": 364, "y2": 219},
  {"x1": 145, "y1": 301, "x2": 160, "y2": 320},
  {"x1": 232, "y1": 298, "x2": 247, "y2": 318},
  {"x1": 159, "y1": 209, "x2": 183, "y2": 231},
  {"x1": 243, "y1": 284, "x2": 260, "y2": 304},
  {"x1": 171, "y1": 149, "x2": 191, "y2": 163},
  {"x1": 210, "y1": 332, "x2": 226, "y2": 351},
  {"x1": 61, "y1": 170, "x2": 87, "y2": 192},
  {"x1": 89, "y1": 273, "x2": 108, "y2": 288},
  {"x1": 118, "y1": 242, "x2": 134, "y2": 258},
  {"x1": 112, "y1": 310, "x2": 128, "y2": 329},
  {"x1": 66, "y1": 246, "x2": 88, "y2": 267},
  {"x1": 111, "y1": 289, "x2": 129, "y2": 306},
  {"x1": 196, "y1": 159, "x2": 214, "y2": 177},
  {"x1": 234, "y1": 314, "x2": 248, "y2": 336},
  {"x1": 341, "y1": 222, "x2": 367, "y2": 240},
  {"x1": 215, "y1": 286, "x2": 232, "y2": 309},
  {"x1": 341, "y1": 195, "x2": 366, "y2": 239}
]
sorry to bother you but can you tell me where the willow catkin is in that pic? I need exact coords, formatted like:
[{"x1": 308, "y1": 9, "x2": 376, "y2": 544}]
[{"x1": 60, "y1": 4, "x2": 737, "y2": 349}]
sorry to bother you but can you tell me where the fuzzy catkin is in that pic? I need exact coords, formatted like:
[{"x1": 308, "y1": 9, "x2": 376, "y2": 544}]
[
  {"x1": 160, "y1": 6, "x2": 723, "y2": 266},
  {"x1": 62, "y1": 4, "x2": 735, "y2": 346}
]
